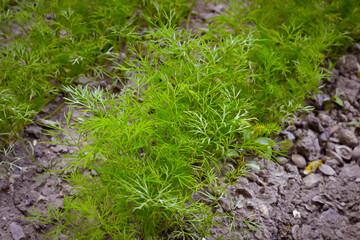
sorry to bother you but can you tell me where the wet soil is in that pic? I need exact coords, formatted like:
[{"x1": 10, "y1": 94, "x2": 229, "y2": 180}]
[{"x1": 1, "y1": 1, "x2": 360, "y2": 240}]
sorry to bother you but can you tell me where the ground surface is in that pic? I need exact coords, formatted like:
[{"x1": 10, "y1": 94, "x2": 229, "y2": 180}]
[{"x1": 1, "y1": 1, "x2": 360, "y2": 240}]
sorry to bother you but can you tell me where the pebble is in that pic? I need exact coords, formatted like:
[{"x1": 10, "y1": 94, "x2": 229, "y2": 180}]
[
  {"x1": 319, "y1": 164, "x2": 336, "y2": 176},
  {"x1": 292, "y1": 225, "x2": 300, "y2": 240},
  {"x1": 25, "y1": 125, "x2": 42, "y2": 139},
  {"x1": 339, "y1": 128, "x2": 358, "y2": 147},
  {"x1": 293, "y1": 209, "x2": 301, "y2": 218},
  {"x1": 340, "y1": 164, "x2": 360, "y2": 179},
  {"x1": 303, "y1": 174, "x2": 323, "y2": 188},
  {"x1": 335, "y1": 145, "x2": 352, "y2": 161},
  {"x1": 37, "y1": 195, "x2": 48, "y2": 203},
  {"x1": 291, "y1": 154, "x2": 307, "y2": 168},
  {"x1": 50, "y1": 145, "x2": 68, "y2": 153},
  {"x1": 244, "y1": 172, "x2": 258, "y2": 182},
  {"x1": 25, "y1": 199, "x2": 35, "y2": 206},
  {"x1": 259, "y1": 204, "x2": 269, "y2": 218},
  {"x1": 218, "y1": 198, "x2": 232, "y2": 212},
  {"x1": 319, "y1": 131, "x2": 330, "y2": 142},
  {"x1": 277, "y1": 156, "x2": 288, "y2": 165},
  {"x1": 236, "y1": 188, "x2": 253, "y2": 198},
  {"x1": 321, "y1": 209, "x2": 340, "y2": 224},
  {"x1": 296, "y1": 130, "x2": 321, "y2": 161},
  {"x1": 10, "y1": 222, "x2": 25, "y2": 240},
  {"x1": 318, "y1": 112, "x2": 333, "y2": 127},
  {"x1": 336, "y1": 230, "x2": 344, "y2": 238},
  {"x1": 351, "y1": 145, "x2": 360, "y2": 160},
  {"x1": 326, "y1": 149, "x2": 344, "y2": 165}
]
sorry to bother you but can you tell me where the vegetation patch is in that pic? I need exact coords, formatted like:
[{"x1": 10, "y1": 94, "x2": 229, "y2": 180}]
[{"x1": 1, "y1": 0, "x2": 359, "y2": 239}]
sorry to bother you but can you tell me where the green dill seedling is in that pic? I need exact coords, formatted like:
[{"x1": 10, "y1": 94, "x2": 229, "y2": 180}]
[
  {"x1": 23, "y1": 0, "x2": 360, "y2": 239},
  {"x1": 0, "y1": 0, "x2": 194, "y2": 166}
]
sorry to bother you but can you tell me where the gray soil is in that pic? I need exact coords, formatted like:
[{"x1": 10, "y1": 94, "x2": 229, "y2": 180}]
[{"x1": 1, "y1": 1, "x2": 360, "y2": 240}]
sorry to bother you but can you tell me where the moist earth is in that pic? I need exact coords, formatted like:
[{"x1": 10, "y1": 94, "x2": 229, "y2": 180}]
[{"x1": 1, "y1": 2, "x2": 360, "y2": 240}]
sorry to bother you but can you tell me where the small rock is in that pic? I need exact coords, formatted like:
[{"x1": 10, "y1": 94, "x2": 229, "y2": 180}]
[
  {"x1": 277, "y1": 156, "x2": 288, "y2": 165},
  {"x1": 336, "y1": 54, "x2": 359, "y2": 76},
  {"x1": 25, "y1": 125, "x2": 42, "y2": 139},
  {"x1": 218, "y1": 198, "x2": 232, "y2": 212},
  {"x1": 307, "y1": 114, "x2": 324, "y2": 132},
  {"x1": 281, "y1": 131, "x2": 296, "y2": 141},
  {"x1": 25, "y1": 199, "x2": 35, "y2": 206},
  {"x1": 340, "y1": 164, "x2": 360, "y2": 179},
  {"x1": 1, "y1": 179, "x2": 9, "y2": 191},
  {"x1": 303, "y1": 174, "x2": 323, "y2": 188},
  {"x1": 291, "y1": 154, "x2": 307, "y2": 168},
  {"x1": 50, "y1": 145, "x2": 68, "y2": 153},
  {"x1": 244, "y1": 172, "x2": 258, "y2": 182},
  {"x1": 339, "y1": 129, "x2": 358, "y2": 147},
  {"x1": 326, "y1": 149, "x2": 344, "y2": 165},
  {"x1": 338, "y1": 113, "x2": 348, "y2": 122},
  {"x1": 335, "y1": 145, "x2": 352, "y2": 161},
  {"x1": 10, "y1": 222, "x2": 25, "y2": 240},
  {"x1": 236, "y1": 188, "x2": 253, "y2": 198},
  {"x1": 336, "y1": 76, "x2": 360, "y2": 103},
  {"x1": 36, "y1": 167, "x2": 44, "y2": 173},
  {"x1": 318, "y1": 112, "x2": 333, "y2": 127},
  {"x1": 352, "y1": 145, "x2": 360, "y2": 160},
  {"x1": 293, "y1": 209, "x2": 301, "y2": 218},
  {"x1": 312, "y1": 194, "x2": 331, "y2": 205},
  {"x1": 335, "y1": 230, "x2": 344, "y2": 238},
  {"x1": 319, "y1": 131, "x2": 330, "y2": 142},
  {"x1": 259, "y1": 204, "x2": 269, "y2": 218},
  {"x1": 299, "y1": 225, "x2": 320, "y2": 239},
  {"x1": 321, "y1": 209, "x2": 340, "y2": 224},
  {"x1": 296, "y1": 130, "x2": 321, "y2": 161},
  {"x1": 284, "y1": 163, "x2": 297, "y2": 173},
  {"x1": 292, "y1": 225, "x2": 300, "y2": 240},
  {"x1": 76, "y1": 75, "x2": 89, "y2": 84},
  {"x1": 37, "y1": 195, "x2": 48, "y2": 203},
  {"x1": 329, "y1": 125, "x2": 339, "y2": 135},
  {"x1": 319, "y1": 164, "x2": 336, "y2": 176},
  {"x1": 315, "y1": 94, "x2": 330, "y2": 109}
]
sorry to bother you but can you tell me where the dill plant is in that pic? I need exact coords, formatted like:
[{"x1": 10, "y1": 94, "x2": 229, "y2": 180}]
[
  {"x1": 209, "y1": 0, "x2": 360, "y2": 123},
  {"x1": 25, "y1": 0, "x2": 360, "y2": 239},
  {"x1": 27, "y1": 28, "x2": 277, "y2": 239},
  {"x1": 0, "y1": 0, "x2": 192, "y2": 165}
]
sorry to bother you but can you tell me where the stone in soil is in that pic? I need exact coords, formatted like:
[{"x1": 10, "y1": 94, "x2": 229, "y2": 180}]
[
  {"x1": 340, "y1": 163, "x2": 360, "y2": 179},
  {"x1": 335, "y1": 76, "x2": 360, "y2": 103},
  {"x1": 335, "y1": 145, "x2": 353, "y2": 161},
  {"x1": 319, "y1": 164, "x2": 336, "y2": 176},
  {"x1": 296, "y1": 130, "x2": 321, "y2": 161},
  {"x1": 291, "y1": 154, "x2": 307, "y2": 168},
  {"x1": 339, "y1": 128, "x2": 358, "y2": 147},
  {"x1": 10, "y1": 222, "x2": 25, "y2": 240},
  {"x1": 25, "y1": 125, "x2": 42, "y2": 139},
  {"x1": 336, "y1": 54, "x2": 359, "y2": 76},
  {"x1": 351, "y1": 145, "x2": 360, "y2": 160},
  {"x1": 303, "y1": 174, "x2": 323, "y2": 188}
]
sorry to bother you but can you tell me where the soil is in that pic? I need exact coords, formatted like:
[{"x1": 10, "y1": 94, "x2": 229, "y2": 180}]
[{"x1": 1, "y1": 1, "x2": 360, "y2": 240}]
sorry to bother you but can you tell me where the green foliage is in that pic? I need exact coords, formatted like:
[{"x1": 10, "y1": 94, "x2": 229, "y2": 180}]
[
  {"x1": 208, "y1": 0, "x2": 360, "y2": 123},
  {"x1": 0, "y1": 0, "x2": 192, "y2": 149},
  {"x1": 10, "y1": 0, "x2": 360, "y2": 239}
]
